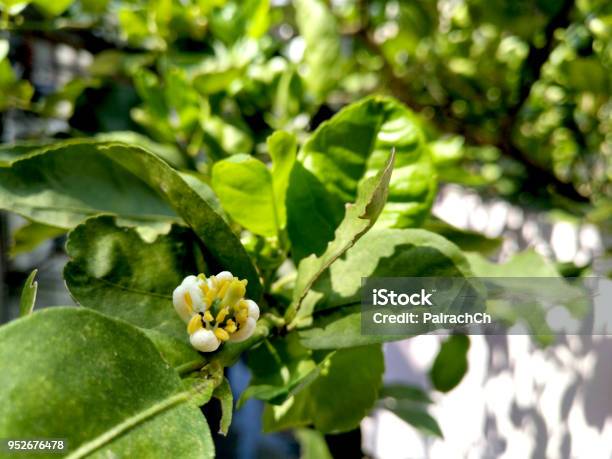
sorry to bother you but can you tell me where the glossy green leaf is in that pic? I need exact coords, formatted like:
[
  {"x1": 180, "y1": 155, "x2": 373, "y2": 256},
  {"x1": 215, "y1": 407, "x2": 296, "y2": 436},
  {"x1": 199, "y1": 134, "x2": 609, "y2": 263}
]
[
  {"x1": 286, "y1": 163, "x2": 344, "y2": 262},
  {"x1": 0, "y1": 140, "x2": 262, "y2": 299},
  {"x1": 211, "y1": 132, "x2": 296, "y2": 238},
  {"x1": 298, "y1": 304, "x2": 406, "y2": 349},
  {"x1": 0, "y1": 140, "x2": 177, "y2": 229},
  {"x1": 285, "y1": 149, "x2": 395, "y2": 324},
  {"x1": 0, "y1": 307, "x2": 214, "y2": 458},
  {"x1": 429, "y1": 334, "x2": 470, "y2": 393},
  {"x1": 10, "y1": 221, "x2": 65, "y2": 257},
  {"x1": 65, "y1": 216, "x2": 205, "y2": 341},
  {"x1": 18, "y1": 269, "x2": 37, "y2": 317},
  {"x1": 263, "y1": 345, "x2": 384, "y2": 434},
  {"x1": 297, "y1": 96, "x2": 436, "y2": 231},
  {"x1": 294, "y1": 0, "x2": 341, "y2": 99},
  {"x1": 211, "y1": 154, "x2": 279, "y2": 237},
  {"x1": 297, "y1": 228, "x2": 474, "y2": 349},
  {"x1": 213, "y1": 378, "x2": 233, "y2": 436}
]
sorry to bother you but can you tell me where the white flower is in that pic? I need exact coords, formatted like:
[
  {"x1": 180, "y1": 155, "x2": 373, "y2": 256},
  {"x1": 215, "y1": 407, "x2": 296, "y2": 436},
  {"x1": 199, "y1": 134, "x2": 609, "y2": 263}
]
[
  {"x1": 172, "y1": 275, "x2": 205, "y2": 323},
  {"x1": 173, "y1": 272, "x2": 260, "y2": 352},
  {"x1": 229, "y1": 300, "x2": 259, "y2": 343}
]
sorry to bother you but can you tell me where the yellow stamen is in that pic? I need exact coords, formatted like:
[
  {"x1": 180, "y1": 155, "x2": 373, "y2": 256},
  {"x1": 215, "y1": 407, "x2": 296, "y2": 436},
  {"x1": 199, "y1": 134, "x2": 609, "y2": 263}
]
[
  {"x1": 203, "y1": 311, "x2": 214, "y2": 322},
  {"x1": 217, "y1": 280, "x2": 231, "y2": 299},
  {"x1": 216, "y1": 308, "x2": 229, "y2": 323},
  {"x1": 197, "y1": 273, "x2": 207, "y2": 282},
  {"x1": 214, "y1": 328, "x2": 230, "y2": 341},
  {"x1": 236, "y1": 309, "x2": 248, "y2": 324},
  {"x1": 235, "y1": 299, "x2": 248, "y2": 312},
  {"x1": 187, "y1": 314, "x2": 203, "y2": 334},
  {"x1": 222, "y1": 279, "x2": 246, "y2": 308},
  {"x1": 225, "y1": 319, "x2": 237, "y2": 333},
  {"x1": 205, "y1": 289, "x2": 216, "y2": 306}
]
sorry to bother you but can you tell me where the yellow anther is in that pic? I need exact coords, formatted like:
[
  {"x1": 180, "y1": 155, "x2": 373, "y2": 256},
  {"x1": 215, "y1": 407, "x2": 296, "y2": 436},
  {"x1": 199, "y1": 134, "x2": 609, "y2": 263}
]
[
  {"x1": 214, "y1": 328, "x2": 230, "y2": 341},
  {"x1": 236, "y1": 309, "x2": 248, "y2": 324},
  {"x1": 205, "y1": 289, "x2": 216, "y2": 306},
  {"x1": 187, "y1": 314, "x2": 203, "y2": 334},
  {"x1": 203, "y1": 311, "x2": 214, "y2": 322},
  {"x1": 197, "y1": 273, "x2": 207, "y2": 282},
  {"x1": 217, "y1": 280, "x2": 231, "y2": 299},
  {"x1": 225, "y1": 319, "x2": 237, "y2": 333},
  {"x1": 222, "y1": 279, "x2": 246, "y2": 308},
  {"x1": 216, "y1": 308, "x2": 229, "y2": 323}
]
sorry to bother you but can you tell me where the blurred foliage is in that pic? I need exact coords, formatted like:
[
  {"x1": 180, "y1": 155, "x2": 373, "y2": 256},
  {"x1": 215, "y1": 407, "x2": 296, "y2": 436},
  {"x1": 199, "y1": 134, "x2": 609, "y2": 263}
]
[{"x1": 0, "y1": 0, "x2": 608, "y2": 217}]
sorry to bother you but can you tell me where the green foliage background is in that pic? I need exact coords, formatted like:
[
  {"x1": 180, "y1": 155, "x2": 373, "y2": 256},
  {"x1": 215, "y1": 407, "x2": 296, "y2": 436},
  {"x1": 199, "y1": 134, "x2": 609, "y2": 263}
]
[{"x1": 0, "y1": 0, "x2": 610, "y2": 457}]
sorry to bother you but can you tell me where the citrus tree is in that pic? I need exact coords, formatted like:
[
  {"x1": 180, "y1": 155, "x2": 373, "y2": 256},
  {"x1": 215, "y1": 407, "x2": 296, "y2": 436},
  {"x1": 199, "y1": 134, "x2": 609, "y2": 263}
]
[{"x1": 0, "y1": 0, "x2": 609, "y2": 457}]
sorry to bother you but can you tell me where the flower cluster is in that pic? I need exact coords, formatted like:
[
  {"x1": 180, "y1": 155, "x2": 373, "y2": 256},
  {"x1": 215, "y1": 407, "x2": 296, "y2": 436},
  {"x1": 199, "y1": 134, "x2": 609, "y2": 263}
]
[{"x1": 172, "y1": 271, "x2": 259, "y2": 352}]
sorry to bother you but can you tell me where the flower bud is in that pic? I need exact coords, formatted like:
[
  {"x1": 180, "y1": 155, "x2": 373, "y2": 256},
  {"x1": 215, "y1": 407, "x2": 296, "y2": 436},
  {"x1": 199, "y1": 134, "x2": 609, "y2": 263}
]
[{"x1": 190, "y1": 328, "x2": 221, "y2": 352}]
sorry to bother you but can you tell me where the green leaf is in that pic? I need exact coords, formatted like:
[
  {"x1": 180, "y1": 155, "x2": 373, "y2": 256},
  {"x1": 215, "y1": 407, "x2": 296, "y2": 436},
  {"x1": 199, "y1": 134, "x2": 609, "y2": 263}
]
[
  {"x1": 268, "y1": 130, "x2": 297, "y2": 231},
  {"x1": 64, "y1": 216, "x2": 204, "y2": 342},
  {"x1": 294, "y1": 429, "x2": 333, "y2": 459},
  {"x1": 0, "y1": 139, "x2": 55, "y2": 165},
  {"x1": 466, "y1": 249, "x2": 560, "y2": 277},
  {"x1": 246, "y1": 0, "x2": 270, "y2": 38},
  {"x1": 213, "y1": 378, "x2": 233, "y2": 436},
  {"x1": 100, "y1": 141, "x2": 261, "y2": 298},
  {"x1": 286, "y1": 163, "x2": 344, "y2": 262},
  {"x1": 10, "y1": 221, "x2": 65, "y2": 257},
  {"x1": 0, "y1": 307, "x2": 213, "y2": 458},
  {"x1": 423, "y1": 217, "x2": 502, "y2": 255},
  {"x1": 386, "y1": 405, "x2": 443, "y2": 438},
  {"x1": 429, "y1": 334, "x2": 470, "y2": 393},
  {"x1": 379, "y1": 384, "x2": 432, "y2": 404},
  {"x1": 298, "y1": 96, "x2": 436, "y2": 228},
  {"x1": 296, "y1": 228, "x2": 474, "y2": 349},
  {"x1": 212, "y1": 154, "x2": 279, "y2": 237},
  {"x1": 142, "y1": 329, "x2": 206, "y2": 375},
  {"x1": 0, "y1": 140, "x2": 177, "y2": 229},
  {"x1": 294, "y1": 0, "x2": 341, "y2": 99},
  {"x1": 379, "y1": 384, "x2": 442, "y2": 438},
  {"x1": 0, "y1": 140, "x2": 262, "y2": 299},
  {"x1": 285, "y1": 149, "x2": 395, "y2": 324},
  {"x1": 211, "y1": 132, "x2": 296, "y2": 238},
  {"x1": 263, "y1": 345, "x2": 384, "y2": 434},
  {"x1": 31, "y1": 0, "x2": 73, "y2": 16},
  {"x1": 18, "y1": 269, "x2": 37, "y2": 317},
  {"x1": 0, "y1": 0, "x2": 30, "y2": 15},
  {"x1": 239, "y1": 333, "x2": 332, "y2": 407}
]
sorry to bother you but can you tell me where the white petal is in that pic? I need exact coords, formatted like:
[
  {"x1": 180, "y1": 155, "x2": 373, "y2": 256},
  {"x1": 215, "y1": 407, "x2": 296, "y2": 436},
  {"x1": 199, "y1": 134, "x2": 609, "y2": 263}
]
[
  {"x1": 245, "y1": 299, "x2": 260, "y2": 320},
  {"x1": 229, "y1": 317, "x2": 256, "y2": 343},
  {"x1": 172, "y1": 276, "x2": 206, "y2": 322},
  {"x1": 215, "y1": 271, "x2": 233, "y2": 283},
  {"x1": 190, "y1": 329, "x2": 221, "y2": 352}
]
